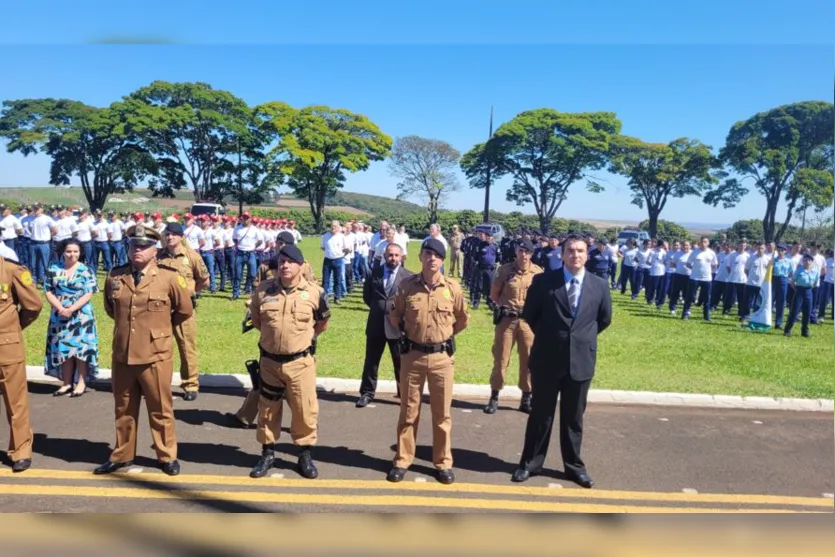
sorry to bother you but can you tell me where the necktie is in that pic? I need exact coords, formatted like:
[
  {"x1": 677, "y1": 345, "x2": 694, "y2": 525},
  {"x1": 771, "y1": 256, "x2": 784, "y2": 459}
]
[
  {"x1": 385, "y1": 268, "x2": 395, "y2": 291},
  {"x1": 568, "y1": 278, "x2": 579, "y2": 316},
  {"x1": 133, "y1": 270, "x2": 143, "y2": 286}
]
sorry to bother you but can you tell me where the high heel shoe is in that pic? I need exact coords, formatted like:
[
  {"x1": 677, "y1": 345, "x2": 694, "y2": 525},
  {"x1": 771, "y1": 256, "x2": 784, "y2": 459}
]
[
  {"x1": 70, "y1": 388, "x2": 87, "y2": 398},
  {"x1": 53, "y1": 386, "x2": 72, "y2": 397}
]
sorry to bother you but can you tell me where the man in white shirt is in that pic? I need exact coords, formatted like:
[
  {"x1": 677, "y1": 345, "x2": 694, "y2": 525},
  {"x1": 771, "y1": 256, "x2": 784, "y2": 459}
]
[
  {"x1": 287, "y1": 219, "x2": 302, "y2": 243},
  {"x1": 646, "y1": 240, "x2": 667, "y2": 308},
  {"x1": 91, "y1": 211, "x2": 112, "y2": 273},
  {"x1": 108, "y1": 212, "x2": 127, "y2": 267},
  {"x1": 742, "y1": 240, "x2": 769, "y2": 320},
  {"x1": 29, "y1": 204, "x2": 57, "y2": 286},
  {"x1": 606, "y1": 238, "x2": 619, "y2": 288},
  {"x1": 74, "y1": 209, "x2": 95, "y2": 266},
  {"x1": 353, "y1": 223, "x2": 371, "y2": 285},
  {"x1": 809, "y1": 243, "x2": 827, "y2": 324},
  {"x1": 51, "y1": 206, "x2": 78, "y2": 265},
  {"x1": 669, "y1": 240, "x2": 694, "y2": 316},
  {"x1": 232, "y1": 212, "x2": 261, "y2": 299},
  {"x1": 198, "y1": 216, "x2": 217, "y2": 294},
  {"x1": 320, "y1": 220, "x2": 349, "y2": 303},
  {"x1": 722, "y1": 240, "x2": 750, "y2": 316},
  {"x1": 219, "y1": 217, "x2": 235, "y2": 292},
  {"x1": 0, "y1": 204, "x2": 23, "y2": 263},
  {"x1": 683, "y1": 236, "x2": 718, "y2": 320},
  {"x1": 618, "y1": 240, "x2": 638, "y2": 295},
  {"x1": 19, "y1": 205, "x2": 34, "y2": 269},
  {"x1": 372, "y1": 227, "x2": 398, "y2": 269},
  {"x1": 368, "y1": 221, "x2": 389, "y2": 262},
  {"x1": 395, "y1": 225, "x2": 410, "y2": 260},
  {"x1": 711, "y1": 243, "x2": 732, "y2": 310},
  {"x1": 633, "y1": 239, "x2": 652, "y2": 300},
  {"x1": 819, "y1": 248, "x2": 834, "y2": 322},
  {"x1": 0, "y1": 224, "x2": 19, "y2": 262},
  {"x1": 343, "y1": 222, "x2": 357, "y2": 294},
  {"x1": 183, "y1": 214, "x2": 205, "y2": 252}
]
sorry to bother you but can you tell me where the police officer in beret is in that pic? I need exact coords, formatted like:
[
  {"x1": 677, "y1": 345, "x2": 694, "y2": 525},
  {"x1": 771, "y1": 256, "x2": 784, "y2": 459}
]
[
  {"x1": 95, "y1": 224, "x2": 193, "y2": 476},
  {"x1": 387, "y1": 238, "x2": 469, "y2": 484},
  {"x1": 471, "y1": 230, "x2": 499, "y2": 310},
  {"x1": 156, "y1": 222, "x2": 209, "y2": 401},
  {"x1": 0, "y1": 248, "x2": 43, "y2": 471},
  {"x1": 248, "y1": 244, "x2": 331, "y2": 479}
]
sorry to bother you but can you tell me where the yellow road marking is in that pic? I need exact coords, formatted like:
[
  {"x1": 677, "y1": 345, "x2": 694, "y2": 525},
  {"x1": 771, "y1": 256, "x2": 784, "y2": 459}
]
[
  {"x1": 0, "y1": 469, "x2": 829, "y2": 508},
  {"x1": 0, "y1": 483, "x2": 821, "y2": 512}
]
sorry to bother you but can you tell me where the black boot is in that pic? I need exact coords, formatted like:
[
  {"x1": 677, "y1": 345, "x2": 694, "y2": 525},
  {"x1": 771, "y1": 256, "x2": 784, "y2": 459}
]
[
  {"x1": 519, "y1": 392, "x2": 532, "y2": 413},
  {"x1": 483, "y1": 390, "x2": 499, "y2": 414},
  {"x1": 250, "y1": 445, "x2": 276, "y2": 478},
  {"x1": 297, "y1": 448, "x2": 318, "y2": 479}
]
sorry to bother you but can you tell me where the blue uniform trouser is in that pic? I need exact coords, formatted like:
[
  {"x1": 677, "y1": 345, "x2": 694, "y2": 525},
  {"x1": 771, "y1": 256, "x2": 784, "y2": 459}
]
[
  {"x1": 785, "y1": 286, "x2": 812, "y2": 334},
  {"x1": 668, "y1": 274, "x2": 691, "y2": 313},
  {"x1": 742, "y1": 284, "x2": 760, "y2": 319},
  {"x1": 609, "y1": 261, "x2": 618, "y2": 287},
  {"x1": 684, "y1": 279, "x2": 711, "y2": 319},
  {"x1": 322, "y1": 257, "x2": 345, "y2": 300},
  {"x1": 619, "y1": 265, "x2": 635, "y2": 295},
  {"x1": 819, "y1": 282, "x2": 834, "y2": 321},
  {"x1": 645, "y1": 274, "x2": 662, "y2": 304},
  {"x1": 30, "y1": 240, "x2": 51, "y2": 286},
  {"x1": 224, "y1": 247, "x2": 235, "y2": 290},
  {"x1": 16, "y1": 238, "x2": 29, "y2": 269},
  {"x1": 710, "y1": 280, "x2": 725, "y2": 309},
  {"x1": 655, "y1": 274, "x2": 671, "y2": 307},
  {"x1": 470, "y1": 265, "x2": 495, "y2": 308},
  {"x1": 722, "y1": 282, "x2": 743, "y2": 314},
  {"x1": 234, "y1": 250, "x2": 256, "y2": 298},
  {"x1": 353, "y1": 254, "x2": 367, "y2": 283},
  {"x1": 79, "y1": 241, "x2": 94, "y2": 267},
  {"x1": 201, "y1": 251, "x2": 216, "y2": 292},
  {"x1": 632, "y1": 268, "x2": 646, "y2": 298},
  {"x1": 215, "y1": 249, "x2": 226, "y2": 290},
  {"x1": 810, "y1": 286, "x2": 821, "y2": 323},
  {"x1": 772, "y1": 276, "x2": 789, "y2": 327},
  {"x1": 94, "y1": 242, "x2": 112, "y2": 273},
  {"x1": 110, "y1": 241, "x2": 126, "y2": 267},
  {"x1": 3, "y1": 238, "x2": 17, "y2": 263}
]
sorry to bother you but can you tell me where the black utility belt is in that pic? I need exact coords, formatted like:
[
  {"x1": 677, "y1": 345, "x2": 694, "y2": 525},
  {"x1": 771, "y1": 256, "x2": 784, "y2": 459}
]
[
  {"x1": 403, "y1": 338, "x2": 454, "y2": 355},
  {"x1": 259, "y1": 345, "x2": 312, "y2": 363}
]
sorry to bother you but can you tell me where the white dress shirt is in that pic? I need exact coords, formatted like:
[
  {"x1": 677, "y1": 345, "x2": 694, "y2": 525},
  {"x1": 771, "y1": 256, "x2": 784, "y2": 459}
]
[{"x1": 321, "y1": 232, "x2": 347, "y2": 260}]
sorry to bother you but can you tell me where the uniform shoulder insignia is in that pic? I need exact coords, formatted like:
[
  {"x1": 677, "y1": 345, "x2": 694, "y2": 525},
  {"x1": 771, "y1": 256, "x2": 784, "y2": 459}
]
[
  {"x1": 177, "y1": 275, "x2": 187, "y2": 288},
  {"x1": 3, "y1": 258, "x2": 23, "y2": 268},
  {"x1": 109, "y1": 263, "x2": 130, "y2": 275},
  {"x1": 19, "y1": 268, "x2": 33, "y2": 285}
]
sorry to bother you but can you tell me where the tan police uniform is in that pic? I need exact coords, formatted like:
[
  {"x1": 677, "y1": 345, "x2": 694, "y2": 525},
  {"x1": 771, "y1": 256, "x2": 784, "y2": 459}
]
[
  {"x1": 250, "y1": 276, "x2": 329, "y2": 448},
  {"x1": 489, "y1": 261, "x2": 543, "y2": 394},
  {"x1": 156, "y1": 243, "x2": 208, "y2": 396},
  {"x1": 449, "y1": 230, "x2": 464, "y2": 277},
  {"x1": 103, "y1": 240, "x2": 193, "y2": 466},
  {"x1": 390, "y1": 273, "x2": 468, "y2": 472},
  {"x1": 0, "y1": 257, "x2": 42, "y2": 468}
]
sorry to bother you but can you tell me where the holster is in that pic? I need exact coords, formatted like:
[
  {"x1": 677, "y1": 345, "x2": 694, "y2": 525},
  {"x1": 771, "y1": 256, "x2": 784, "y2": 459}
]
[
  {"x1": 445, "y1": 337, "x2": 456, "y2": 357},
  {"x1": 310, "y1": 337, "x2": 317, "y2": 355},
  {"x1": 245, "y1": 359, "x2": 260, "y2": 390},
  {"x1": 399, "y1": 335, "x2": 411, "y2": 355},
  {"x1": 191, "y1": 294, "x2": 198, "y2": 310}
]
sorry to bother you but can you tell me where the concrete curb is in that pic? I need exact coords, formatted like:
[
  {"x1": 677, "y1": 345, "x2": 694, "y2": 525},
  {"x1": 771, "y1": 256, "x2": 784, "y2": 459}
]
[{"x1": 25, "y1": 366, "x2": 833, "y2": 412}]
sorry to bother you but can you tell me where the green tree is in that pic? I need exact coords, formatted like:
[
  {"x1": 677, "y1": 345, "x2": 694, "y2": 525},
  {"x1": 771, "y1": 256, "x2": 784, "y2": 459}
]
[
  {"x1": 260, "y1": 103, "x2": 392, "y2": 233},
  {"x1": 0, "y1": 98, "x2": 156, "y2": 211},
  {"x1": 638, "y1": 218, "x2": 690, "y2": 241},
  {"x1": 128, "y1": 81, "x2": 252, "y2": 203},
  {"x1": 704, "y1": 101, "x2": 834, "y2": 242},
  {"x1": 462, "y1": 109, "x2": 620, "y2": 233},
  {"x1": 388, "y1": 135, "x2": 461, "y2": 225},
  {"x1": 608, "y1": 137, "x2": 718, "y2": 238}
]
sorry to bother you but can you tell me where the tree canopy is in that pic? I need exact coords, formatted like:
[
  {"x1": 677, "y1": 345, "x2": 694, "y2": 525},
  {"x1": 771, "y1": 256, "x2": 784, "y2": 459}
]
[{"x1": 704, "y1": 100, "x2": 834, "y2": 242}]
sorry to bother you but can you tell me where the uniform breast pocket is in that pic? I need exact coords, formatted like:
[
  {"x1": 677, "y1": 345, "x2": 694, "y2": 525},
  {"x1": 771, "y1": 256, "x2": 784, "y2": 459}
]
[
  {"x1": 292, "y1": 300, "x2": 314, "y2": 331},
  {"x1": 148, "y1": 293, "x2": 169, "y2": 312},
  {"x1": 434, "y1": 299, "x2": 455, "y2": 328},
  {"x1": 150, "y1": 328, "x2": 172, "y2": 354},
  {"x1": 405, "y1": 296, "x2": 422, "y2": 322},
  {"x1": 260, "y1": 302, "x2": 283, "y2": 323}
]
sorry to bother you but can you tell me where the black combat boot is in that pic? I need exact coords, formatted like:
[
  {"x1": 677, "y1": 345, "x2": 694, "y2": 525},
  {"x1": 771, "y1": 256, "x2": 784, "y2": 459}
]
[
  {"x1": 518, "y1": 392, "x2": 532, "y2": 413},
  {"x1": 250, "y1": 445, "x2": 276, "y2": 478},
  {"x1": 297, "y1": 447, "x2": 318, "y2": 479},
  {"x1": 483, "y1": 390, "x2": 499, "y2": 414}
]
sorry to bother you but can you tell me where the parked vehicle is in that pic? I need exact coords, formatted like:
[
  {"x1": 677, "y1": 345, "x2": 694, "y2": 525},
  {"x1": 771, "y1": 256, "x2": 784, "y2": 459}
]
[
  {"x1": 189, "y1": 202, "x2": 226, "y2": 217},
  {"x1": 616, "y1": 229, "x2": 650, "y2": 246},
  {"x1": 472, "y1": 223, "x2": 505, "y2": 243}
]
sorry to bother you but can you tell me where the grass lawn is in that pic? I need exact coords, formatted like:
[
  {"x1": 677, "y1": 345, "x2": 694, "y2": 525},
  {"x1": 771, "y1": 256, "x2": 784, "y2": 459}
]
[{"x1": 21, "y1": 238, "x2": 835, "y2": 399}]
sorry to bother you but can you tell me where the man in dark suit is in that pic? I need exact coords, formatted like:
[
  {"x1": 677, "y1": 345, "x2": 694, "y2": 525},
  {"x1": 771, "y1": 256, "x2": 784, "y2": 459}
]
[
  {"x1": 356, "y1": 242, "x2": 414, "y2": 407},
  {"x1": 511, "y1": 234, "x2": 612, "y2": 488}
]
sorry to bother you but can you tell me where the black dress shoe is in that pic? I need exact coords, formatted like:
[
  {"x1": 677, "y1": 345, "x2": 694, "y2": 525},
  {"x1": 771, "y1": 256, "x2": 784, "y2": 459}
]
[
  {"x1": 250, "y1": 450, "x2": 276, "y2": 478},
  {"x1": 436, "y1": 469, "x2": 455, "y2": 484},
  {"x1": 94, "y1": 460, "x2": 133, "y2": 475},
  {"x1": 483, "y1": 397, "x2": 498, "y2": 414},
  {"x1": 12, "y1": 459, "x2": 31, "y2": 472},
  {"x1": 161, "y1": 460, "x2": 180, "y2": 476},
  {"x1": 297, "y1": 449, "x2": 318, "y2": 479},
  {"x1": 568, "y1": 471, "x2": 594, "y2": 488},
  {"x1": 511, "y1": 468, "x2": 531, "y2": 482},
  {"x1": 518, "y1": 393, "x2": 532, "y2": 413},
  {"x1": 386, "y1": 467, "x2": 407, "y2": 482},
  {"x1": 355, "y1": 394, "x2": 372, "y2": 408},
  {"x1": 225, "y1": 412, "x2": 255, "y2": 429},
  {"x1": 182, "y1": 391, "x2": 198, "y2": 401}
]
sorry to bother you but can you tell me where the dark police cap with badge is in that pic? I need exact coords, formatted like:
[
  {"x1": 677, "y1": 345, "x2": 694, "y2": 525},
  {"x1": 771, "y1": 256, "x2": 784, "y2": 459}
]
[
  {"x1": 165, "y1": 222, "x2": 185, "y2": 236},
  {"x1": 126, "y1": 223, "x2": 161, "y2": 247},
  {"x1": 517, "y1": 238, "x2": 535, "y2": 252},
  {"x1": 277, "y1": 231, "x2": 295, "y2": 245},
  {"x1": 278, "y1": 245, "x2": 305, "y2": 265},
  {"x1": 421, "y1": 238, "x2": 446, "y2": 259}
]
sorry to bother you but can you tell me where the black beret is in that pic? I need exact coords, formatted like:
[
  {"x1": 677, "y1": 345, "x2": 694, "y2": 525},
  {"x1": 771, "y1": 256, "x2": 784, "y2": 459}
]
[
  {"x1": 802, "y1": 253, "x2": 814, "y2": 261},
  {"x1": 422, "y1": 238, "x2": 446, "y2": 259},
  {"x1": 279, "y1": 244, "x2": 305, "y2": 265},
  {"x1": 277, "y1": 231, "x2": 295, "y2": 245},
  {"x1": 776, "y1": 243, "x2": 788, "y2": 251},
  {"x1": 165, "y1": 223, "x2": 184, "y2": 236},
  {"x1": 517, "y1": 238, "x2": 535, "y2": 252}
]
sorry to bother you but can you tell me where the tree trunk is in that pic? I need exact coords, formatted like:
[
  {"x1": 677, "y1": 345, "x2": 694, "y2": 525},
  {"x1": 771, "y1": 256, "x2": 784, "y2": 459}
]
[
  {"x1": 539, "y1": 213, "x2": 550, "y2": 235},
  {"x1": 647, "y1": 210, "x2": 659, "y2": 239},
  {"x1": 763, "y1": 196, "x2": 778, "y2": 243}
]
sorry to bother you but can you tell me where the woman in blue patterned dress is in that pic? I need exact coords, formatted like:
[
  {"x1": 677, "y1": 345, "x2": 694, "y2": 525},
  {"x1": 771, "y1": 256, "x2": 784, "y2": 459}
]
[{"x1": 44, "y1": 238, "x2": 99, "y2": 397}]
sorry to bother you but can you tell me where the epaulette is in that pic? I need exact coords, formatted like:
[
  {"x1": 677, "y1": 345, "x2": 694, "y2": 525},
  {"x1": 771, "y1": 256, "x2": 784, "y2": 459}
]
[
  {"x1": 2, "y1": 258, "x2": 23, "y2": 267},
  {"x1": 157, "y1": 263, "x2": 179, "y2": 274},
  {"x1": 109, "y1": 263, "x2": 130, "y2": 274}
]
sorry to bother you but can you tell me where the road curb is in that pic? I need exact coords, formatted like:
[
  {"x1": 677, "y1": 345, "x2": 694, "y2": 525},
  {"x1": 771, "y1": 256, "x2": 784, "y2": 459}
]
[{"x1": 25, "y1": 366, "x2": 833, "y2": 412}]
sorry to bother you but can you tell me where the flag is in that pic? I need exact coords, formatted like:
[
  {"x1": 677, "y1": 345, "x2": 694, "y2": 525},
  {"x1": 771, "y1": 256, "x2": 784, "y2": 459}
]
[{"x1": 747, "y1": 257, "x2": 773, "y2": 332}]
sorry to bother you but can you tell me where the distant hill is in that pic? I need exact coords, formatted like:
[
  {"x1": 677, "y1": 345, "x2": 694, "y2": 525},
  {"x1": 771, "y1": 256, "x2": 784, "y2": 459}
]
[{"x1": 328, "y1": 191, "x2": 424, "y2": 217}]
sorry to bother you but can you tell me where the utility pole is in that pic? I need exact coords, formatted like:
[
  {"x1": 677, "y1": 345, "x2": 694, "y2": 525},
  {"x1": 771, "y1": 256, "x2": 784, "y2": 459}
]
[{"x1": 482, "y1": 105, "x2": 493, "y2": 223}]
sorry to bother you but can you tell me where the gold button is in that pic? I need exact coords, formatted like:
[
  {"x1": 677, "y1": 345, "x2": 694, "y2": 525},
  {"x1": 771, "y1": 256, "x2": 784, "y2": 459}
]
[{"x1": 131, "y1": 328, "x2": 135, "y2": 332}]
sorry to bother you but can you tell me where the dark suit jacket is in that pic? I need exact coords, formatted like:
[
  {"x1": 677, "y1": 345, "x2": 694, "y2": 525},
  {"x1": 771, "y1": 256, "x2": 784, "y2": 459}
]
[
  {"x1": 363, "y1": 264, "x2": 414, "y2": 340},
  {"x1": 522, "y1": 268, "x2": 612, "y2": 381}
]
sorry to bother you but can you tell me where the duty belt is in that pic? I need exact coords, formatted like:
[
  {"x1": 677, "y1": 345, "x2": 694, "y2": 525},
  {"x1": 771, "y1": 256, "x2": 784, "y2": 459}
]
[
  {"x1": 406, "y1": 339, "x2": 451, "y2": 354},
  {"x1": 259, "y1": 345, "x2": 312, "y2": 363}
]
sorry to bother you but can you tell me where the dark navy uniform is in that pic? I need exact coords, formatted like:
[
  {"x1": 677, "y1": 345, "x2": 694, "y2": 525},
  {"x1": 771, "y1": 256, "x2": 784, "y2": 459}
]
[
  {"x1": 471, "y1": 237, "x2": 499, "y2": 309},
  {"x1": 586, "y1": 245, "x2": 612, "y2": 280}
]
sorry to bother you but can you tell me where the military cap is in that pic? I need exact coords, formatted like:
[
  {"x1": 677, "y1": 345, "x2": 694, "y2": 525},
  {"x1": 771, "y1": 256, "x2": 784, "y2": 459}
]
[
  {"x1": 515, "y1": 238, "x2": 534, "y2": 252},
  {"x1": 776, "y1": 243, "x2": 788, "y2": 251},
  {"x1": 421, "y1": 238, "x2": 446, "y2": 259},
  {"x1": 126, "y1": 223, "x2": 161, "y2": 245},
  {"x1": 278, "y1": 244, "x2": 305, "y2": 265},
  {"x1": 277, "y1": 231, "x2": 295, "y2": 245},
  {"x1": 802, "y1": 253, "x2": 814, "y2": 261},
  {"x1": 165, "y1": 222, "x2": 185, "y2": 236}
]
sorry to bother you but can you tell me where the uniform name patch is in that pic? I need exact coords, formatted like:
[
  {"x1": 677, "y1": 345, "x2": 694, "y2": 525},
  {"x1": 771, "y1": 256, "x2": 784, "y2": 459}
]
[{"x1": 20, "y1": 271, "x2": 33, "y2": 286}]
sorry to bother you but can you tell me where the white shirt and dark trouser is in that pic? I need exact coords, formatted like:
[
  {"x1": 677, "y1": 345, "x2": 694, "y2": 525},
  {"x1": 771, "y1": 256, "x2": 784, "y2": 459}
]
[
  {"x1": 723, "y1": 251, "x2": 750, "y2": 316},
  {"x1": 321, "y1": 232, "x2": 347, "y2": 301},
  {"x1": 669, "y1": 251, "x2": 694, "y2": 314},
  {"x1": 684, "y1": 248, "x2": 716, "y2": 320}
]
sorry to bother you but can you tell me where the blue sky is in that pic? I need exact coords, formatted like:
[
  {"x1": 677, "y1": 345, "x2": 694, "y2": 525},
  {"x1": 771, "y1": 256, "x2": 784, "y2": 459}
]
[{"x1": 1, "y1": 1, "x2": 833, "y2": 226}]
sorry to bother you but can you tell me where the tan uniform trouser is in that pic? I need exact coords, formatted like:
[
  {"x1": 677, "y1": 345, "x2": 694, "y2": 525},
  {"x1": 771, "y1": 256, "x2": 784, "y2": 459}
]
[
  {"x1": 489, "y1": 316, "x2": 533, "y2": 392},
  {"x1": 0, "y1": 361, "x2": 33, "y2": 461},
  {"x1": 449, "y1": 248, "x2": 463, "y2": 276},
  {"x1": 236, "y1": 390, "x2": 260, "y2": 424},
  {"x1": 110, "y1": 360, "x2": 177, "y2": 462},
  {"x1": 256, "y1": 355, "x2": 318, "y2": 446},
  {"x1": 394, "y1": 351, "x2": 454, "y2": 470},
  {"x1": 173, "y1": 312, "x2": 199, "y2": 392}
]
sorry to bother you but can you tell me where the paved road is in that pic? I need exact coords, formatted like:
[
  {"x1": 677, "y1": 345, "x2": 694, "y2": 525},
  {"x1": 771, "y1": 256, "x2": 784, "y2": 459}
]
[{"x1": 0, "y1": 381, "x2": 832, "y2": 513}]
